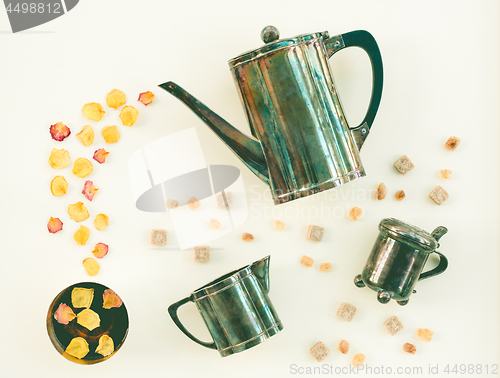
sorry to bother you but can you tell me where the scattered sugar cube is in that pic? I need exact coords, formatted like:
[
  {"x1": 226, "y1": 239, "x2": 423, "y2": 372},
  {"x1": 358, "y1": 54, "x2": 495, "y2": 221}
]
[
  {"x1": 319, "y1": 262, "x2": 332, "y2": 272},
  {"x1": 440, "y1": 169, "x2": 452, "y2": 179},
  {"x1": 416, "y1": 328, "x2": 434, "y2": 342},
  {"x1": 338, "y1": 340, "x2": 349, "y2": 354},
  {"x1": 242, "y1": 232, "x2": 254, "y2": 242},
  {"x1": 395, "y1": 190, "x2": 406, "y2": 201},
  {"x1": 337, "y1": 303, "x2": 357, "y2": 322},
  {"x1": 206, "y1": 218, "x2": 221, "y2": 229},
  {"x1": 348, "y1": 207, "x2": 362, "y2": 221},
  {"x1": 429, "y1": 185, "x2": 449, "y2": 205},
  {"x1": 274, "y1": 220, "x2": 286, "y2": 231},
  {"x1": 310, "y1": 342, "x2": 330, "y2": 362},
  {"x1": 151, "y1": 229, "x2": 167, "y2": 246},
  {"x1": 187, "y1": 196, "x2": 201, "y2": 211},
  {"x1": 394, "y1": 155, "x2": 415, "y2": 175},
  {"x1": 306, "y1": 224, "x2": 324, "y2": 242},
  {"x1": 445, "y1": 136, "x2": 460, "y2": 151},
  {"x1": 194, "y1": 245, "x2": 210, "y2": 262},
  {"x1": 352, "y1": 353, "x2": 366, "y2": 367},
  {"x1": 216, "y1": 191, "x2": 233, "y2": 209},
  {"x1": 300, "y1": 255, "x2": 314, "y2": 267},
  {"x1": 166, "y1": 199, "x2": 179, "y2": 209},
  {"x1": 403, "y1": 343, "x2": 417, "y2": 354},
  {"x1": 384, "y1": 315, "x2": 404, "y2": 336},
  {"x1": 377, "y1": 183, "x2": 387, "y2": 200}
]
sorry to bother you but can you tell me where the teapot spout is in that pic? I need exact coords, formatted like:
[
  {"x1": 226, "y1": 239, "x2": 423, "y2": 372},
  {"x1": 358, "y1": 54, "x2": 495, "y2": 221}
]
[
  {"x1": 159, "y1": 82, "x2": 269, "y2": 184},
  {"x1": 250, "y1": 255, "x2": 270, "y2": 294}
]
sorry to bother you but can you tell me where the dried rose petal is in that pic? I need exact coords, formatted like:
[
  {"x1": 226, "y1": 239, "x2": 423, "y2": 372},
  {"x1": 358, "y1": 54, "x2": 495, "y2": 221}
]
[
  {"x1": 92, "y1": 242, "x2": 109, "y2": 259},
  {"x1": 102, "y1": 125, "x2": 120, "y2": 143},
  {"x1": 76, "y1": 308, "x2": 101, "y2": 331},
  {"x1": 68, "y1": 201, "x2": 90, "y2": 222},
  {"x1": 72, "y1": 157, "x2": 93, "y2": 178},
  {"x1": 93, "y1": 148, "x2": 109, "y2": 164},
  {"x1": 83, "y1": 257, "x2": 100, "y2": 276},
  {"x1": 71, "y1": 287, "x2": 94, "y2": 308},
  {"x1": 106, "y1": 89, "x2": 126, "y2": 110},
  {"x1": 50, "y1": 175, "x2": 68, "y2": 197},
  {"x1": 47, "y1": 217, "x2": 63, "y2": 234},
  {"x1": 76, "y1": 125, "x2": 94, "y2": 146},
  {"x1": 95, "y1": 335, "x2": 115, "y2": 357},
  {"x1": 82, "y1": 180, "x2": 99, "y2": 201},
  {"x1": 94, "y1": 213, "x2": 109, "y2": 231},
  {"x1": 66, "y1": 337, "x2": 89, "y2": 359},
  {"x1": 74, "y1": 225, "x2": 90, "y2": 245},
  {"x1": 119, "y1": 105, "x2": 139, "y2": 126},
  {"x1": 54, "y1": 303, "x2": 76, "y2": 325},
  {"x1": 48, "y1": 148, "x2": 70, "y2": 169},
  {"x1": 102, "y1": 289, "x2": 122, "y2": 309},
  {"x1": 49, "y1": 122, "x2": 71, "y2": 141},
  {"x1": 82, "y1": 102, "x2": 105, "y2": 121},
  {"x1": 138, "y1": 91, "x2": 155, "y2": 106}
]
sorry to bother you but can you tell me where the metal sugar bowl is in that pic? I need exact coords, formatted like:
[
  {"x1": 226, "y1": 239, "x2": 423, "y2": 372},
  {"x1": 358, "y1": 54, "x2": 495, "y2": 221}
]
[{"x1": 354, "y1": 218, "x2": 449, "y2": 305}]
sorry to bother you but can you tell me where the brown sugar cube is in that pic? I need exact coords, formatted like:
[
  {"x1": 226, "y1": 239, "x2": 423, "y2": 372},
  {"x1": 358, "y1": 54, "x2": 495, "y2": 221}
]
[
  {"x1": 300, "y1": 255, "x2": 314, "y2": 267},
  {"x1": 187, "y1": 196, "x2": 201, "y2": 211},
  {"x1": 151, "y1": 229, "x2": 167, "y2": 246},
  {"x1": 206, "y1": 219, "x2": 221, "y2": 229},
  {"x1": 352, "y1": 353, "x2": 366, "y2": 367},
  {"x1": 338, "y1": 340, "x2": 349, "y2": 354},
  {"x1": 306, "y1": 224, "x2": 324, "y2": 242},
  {"x1": 310, "y1": 342, "x2": 330, "y2": 362},
  {"x1": 377, "y1": 183, "x2": 387, "y2": 200},
  {"x1": 242, "y1": 232, "x2": 254, "y2": 242},
  {"x1": 194, "y1": 245, "x2": 210, "y2": 262},
  {"x1": 395, "y1": 190, "x2": 406, "y2": 201},
  {"x1": 274, "y1": 220, "x2": 286, "y2": 231},
  {"x1": 166, "y1": 199, "x2": 179, "y2": 209},
  {"x1": 416, "y1": 328, "x2": 434, "y2": 342},
  {"x1": 216, "y1": 191, "x2": 233, "y2": 209},
  {"x1": 319, "y1": 262, "x2": 332, "y2": 272},
  {"x1": 403, "y1": 343, "x2": 417, "y2": 354},
  {"x1": 445, "y1": 136, "x2": 460, "y2": 151},
  {"x1": 394, "y1": 155, "x2": 415, "y2": 175},
  {"x1": 348, "y1": 207, "x2": 362, "y2": 221},
  {"x1": 440, "y1": 169, "x2": 452, "y2": 179},
  {"x1": 429, "y1": 185, "x2": 449, "y2": 205},
  {"x1": 384, "y1": 315, "x2": 404, "y2": 335},
  {"x1": 337, "y1": 303, "x2": 357, "y2": 322}
]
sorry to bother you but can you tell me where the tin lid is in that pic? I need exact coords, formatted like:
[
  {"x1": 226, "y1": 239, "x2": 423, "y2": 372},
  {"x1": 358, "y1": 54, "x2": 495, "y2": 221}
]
[
  {"x1": 379, "y1": 218, "x2": 438, "y2": 251},
  {"x1": 228, "y1": 26, "x2": 328, "y2": 69}
]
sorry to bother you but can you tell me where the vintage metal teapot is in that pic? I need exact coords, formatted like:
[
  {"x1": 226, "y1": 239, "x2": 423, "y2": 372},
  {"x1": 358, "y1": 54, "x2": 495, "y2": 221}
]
[
  {"x1": 354, "y1": 218, "x2": 449, "y2": 305},
  {"x1": 160, "y1": 26, "x2": 383, "y2": 204},
  {"x1": 168, "y1": 256, "x2": 283, "y2": 357}
]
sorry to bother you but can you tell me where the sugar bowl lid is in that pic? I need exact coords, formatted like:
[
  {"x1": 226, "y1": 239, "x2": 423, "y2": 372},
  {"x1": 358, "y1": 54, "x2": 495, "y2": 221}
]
[{"x1": 379, "y1": 218, "x2": 438, "y2": 251}]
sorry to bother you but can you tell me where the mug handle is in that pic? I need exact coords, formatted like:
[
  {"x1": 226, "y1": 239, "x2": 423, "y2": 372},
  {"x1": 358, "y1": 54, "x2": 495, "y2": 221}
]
[
  {"x1": 168, "y1": 296, "x2": 217, "y2": 349},
  {"x1": 326, "y1": 30, "x2": 384, "y2": 150},
  {"x1": 418, "y1": 251, "x2": 449, "y2": 281}
]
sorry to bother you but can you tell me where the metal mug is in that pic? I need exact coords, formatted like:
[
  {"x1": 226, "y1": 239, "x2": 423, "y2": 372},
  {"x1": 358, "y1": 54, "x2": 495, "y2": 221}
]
[
  {"x1": 354, "y1": 218, "x2": 449, "y2": 305},
  {"x1": 160, "y1": 25, "x2": 383, "y2": 204},
  {"x1": 168, "y1": 256, "x2": 283, "y2": 357}
]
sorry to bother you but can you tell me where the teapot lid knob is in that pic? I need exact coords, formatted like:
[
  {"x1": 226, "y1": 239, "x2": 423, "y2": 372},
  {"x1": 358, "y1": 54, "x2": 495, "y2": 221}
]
[{"x1": 261, "y1": 25, "x2": 279, "y2": 44}]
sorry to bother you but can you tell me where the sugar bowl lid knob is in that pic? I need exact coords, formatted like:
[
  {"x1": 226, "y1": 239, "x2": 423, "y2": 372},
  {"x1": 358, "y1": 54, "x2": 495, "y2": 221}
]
[{"x1": 261, "y1": 25, "x2": 279, "y2": 44}]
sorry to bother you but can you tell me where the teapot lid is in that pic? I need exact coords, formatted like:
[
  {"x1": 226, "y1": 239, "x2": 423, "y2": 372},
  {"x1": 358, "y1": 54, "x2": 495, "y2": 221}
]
[
  {"x1": 228, "y1": 26, "x2": 328, "y2": 69},
  {"x1": 379, "y1": 218, "x2": 438, "y2": 251}
]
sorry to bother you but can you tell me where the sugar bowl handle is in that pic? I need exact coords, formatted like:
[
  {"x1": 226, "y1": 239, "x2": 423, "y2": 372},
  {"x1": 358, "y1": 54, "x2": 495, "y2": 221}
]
[
  {"x1": 419, "y1": 226, "x2": 449, "y2": 281},
  {"x1": 168, "y1": 296, "x2": 217, "y2": 349},
  {"x1": 326, "y1": 30, "x2": 384, "y2": 150}
]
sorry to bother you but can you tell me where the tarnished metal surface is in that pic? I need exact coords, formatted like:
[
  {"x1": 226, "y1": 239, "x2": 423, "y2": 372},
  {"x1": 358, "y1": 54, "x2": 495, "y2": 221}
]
[
  {"x1": 160, "y1": 26, "x2": 383, "y2": 205},
  {"x1": 355, "y1": 218, "x2": 449, "y2": 305},
  {"x1": 168, "y1": 256, "x2": 283, "y2": 357}
]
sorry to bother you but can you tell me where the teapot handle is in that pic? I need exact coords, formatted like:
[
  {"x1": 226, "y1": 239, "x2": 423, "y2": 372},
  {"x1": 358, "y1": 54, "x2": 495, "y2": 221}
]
[
  {"x1": 168, "y1": 296, "x2": 217, "y2": 350},
  {"x1": 326, "y1": 30, "x2": 384, "y2": 150}
]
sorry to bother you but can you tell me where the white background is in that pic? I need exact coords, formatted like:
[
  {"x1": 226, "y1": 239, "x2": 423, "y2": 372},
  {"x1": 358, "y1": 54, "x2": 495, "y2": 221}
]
[{"x1": 1, "y1": 1, "x2": 499, "y2": 377}]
